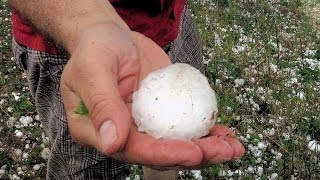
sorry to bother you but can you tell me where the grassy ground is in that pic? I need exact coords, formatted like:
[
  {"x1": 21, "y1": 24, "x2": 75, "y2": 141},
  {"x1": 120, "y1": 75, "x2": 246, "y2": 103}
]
[
  {"x1": 0, "y1": 1, "x2": 49, "y2": 179},
  {"x1": 1, "y1": 0, "x2": 320, "y2": 179},
  {"x1": 302, "y1": 0, "x2": 320, "y2": 32}
]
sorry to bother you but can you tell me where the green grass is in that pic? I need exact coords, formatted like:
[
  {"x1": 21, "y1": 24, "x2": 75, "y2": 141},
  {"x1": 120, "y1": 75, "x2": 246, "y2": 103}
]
[{"x1": 1, "y1": 0, "x2": 320, "y2": 179}]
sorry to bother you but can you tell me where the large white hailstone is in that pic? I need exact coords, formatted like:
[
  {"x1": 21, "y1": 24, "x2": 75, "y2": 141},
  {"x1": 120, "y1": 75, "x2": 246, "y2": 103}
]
[{"x1": 132, "y1": 63, "x2": 218, "y2": 140}]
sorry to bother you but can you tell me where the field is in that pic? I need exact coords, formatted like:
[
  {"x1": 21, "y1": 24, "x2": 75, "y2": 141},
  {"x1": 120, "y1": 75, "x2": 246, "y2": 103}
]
[{"x1": 1, "y1": 0, "x2": 320, "y2": 179}]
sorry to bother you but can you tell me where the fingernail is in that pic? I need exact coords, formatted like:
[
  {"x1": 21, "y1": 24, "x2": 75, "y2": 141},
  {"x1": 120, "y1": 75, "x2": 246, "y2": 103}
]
[
  {"x1": 99, "y1": 120, "x2": 118, "y2": 152},
  {"x1": 226, "y1": 132, "x2": 236, "y2": 138}
]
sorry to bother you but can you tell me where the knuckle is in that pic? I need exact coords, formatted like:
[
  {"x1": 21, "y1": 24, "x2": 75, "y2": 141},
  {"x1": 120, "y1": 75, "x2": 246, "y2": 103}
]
[{"x1": 88, "y1": 94, "x2": 118, "y2": 125}]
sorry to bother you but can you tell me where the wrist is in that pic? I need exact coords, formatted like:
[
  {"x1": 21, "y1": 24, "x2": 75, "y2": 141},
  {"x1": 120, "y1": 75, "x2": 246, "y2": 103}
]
[{"x1": 61, "y1": 14, "x2": 129, "y2": 53}]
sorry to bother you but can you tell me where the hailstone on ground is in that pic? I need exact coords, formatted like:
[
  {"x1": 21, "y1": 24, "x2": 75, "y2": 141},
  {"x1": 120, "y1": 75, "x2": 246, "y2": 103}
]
[{"x1": 132, "y1": 63, "x2": 218, "y2": 140}]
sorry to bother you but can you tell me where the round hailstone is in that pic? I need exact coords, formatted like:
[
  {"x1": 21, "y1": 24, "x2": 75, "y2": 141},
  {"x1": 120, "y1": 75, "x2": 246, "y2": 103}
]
[
  {"x1": 41, "y1": 148, "x2": 51, "y2": 160},
  {"x1": 132, "y1": 63, "x2": 218, "y2": 140},
  {"x1": 19, "y1": 116, "x2": 33, "y2": 126},
  {"x1": 33, "y1": 164, "x2": 40, "y2": 171},
  {"x1": 22, "y1": 152, "x2": 28, "y2": 159},
  {"x1": 14, "y1": 149, "x2": 22, "y2": 157},
  {"x1": 15, "y1": 130, "x2": 23, "y2": 138}
]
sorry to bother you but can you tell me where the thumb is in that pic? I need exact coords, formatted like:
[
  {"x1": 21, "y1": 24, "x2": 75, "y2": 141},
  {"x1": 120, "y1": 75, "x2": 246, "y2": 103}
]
[{"x1": 60, "y1": 54, "x2": 134, "y2": 155}]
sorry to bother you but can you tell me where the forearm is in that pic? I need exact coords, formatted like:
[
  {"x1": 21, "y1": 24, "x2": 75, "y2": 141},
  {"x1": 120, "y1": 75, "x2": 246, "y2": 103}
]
[{"x1": 9, "y1": 0, "x2": 129, "y2": 53}]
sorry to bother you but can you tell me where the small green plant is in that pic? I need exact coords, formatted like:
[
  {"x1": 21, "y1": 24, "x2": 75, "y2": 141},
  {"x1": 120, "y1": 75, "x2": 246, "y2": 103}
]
[{"x1": 74, "y1": 101, "x2": 89, "y2": 115}]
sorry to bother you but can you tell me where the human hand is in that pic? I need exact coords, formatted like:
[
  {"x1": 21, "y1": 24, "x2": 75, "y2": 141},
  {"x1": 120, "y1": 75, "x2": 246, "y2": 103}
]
[
  {"x1": 61, "y1": 22, "x2": 140, "y2": 155},
  {"x1": 60, "y1": 22, "x2": 245, "y2": 168}
]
